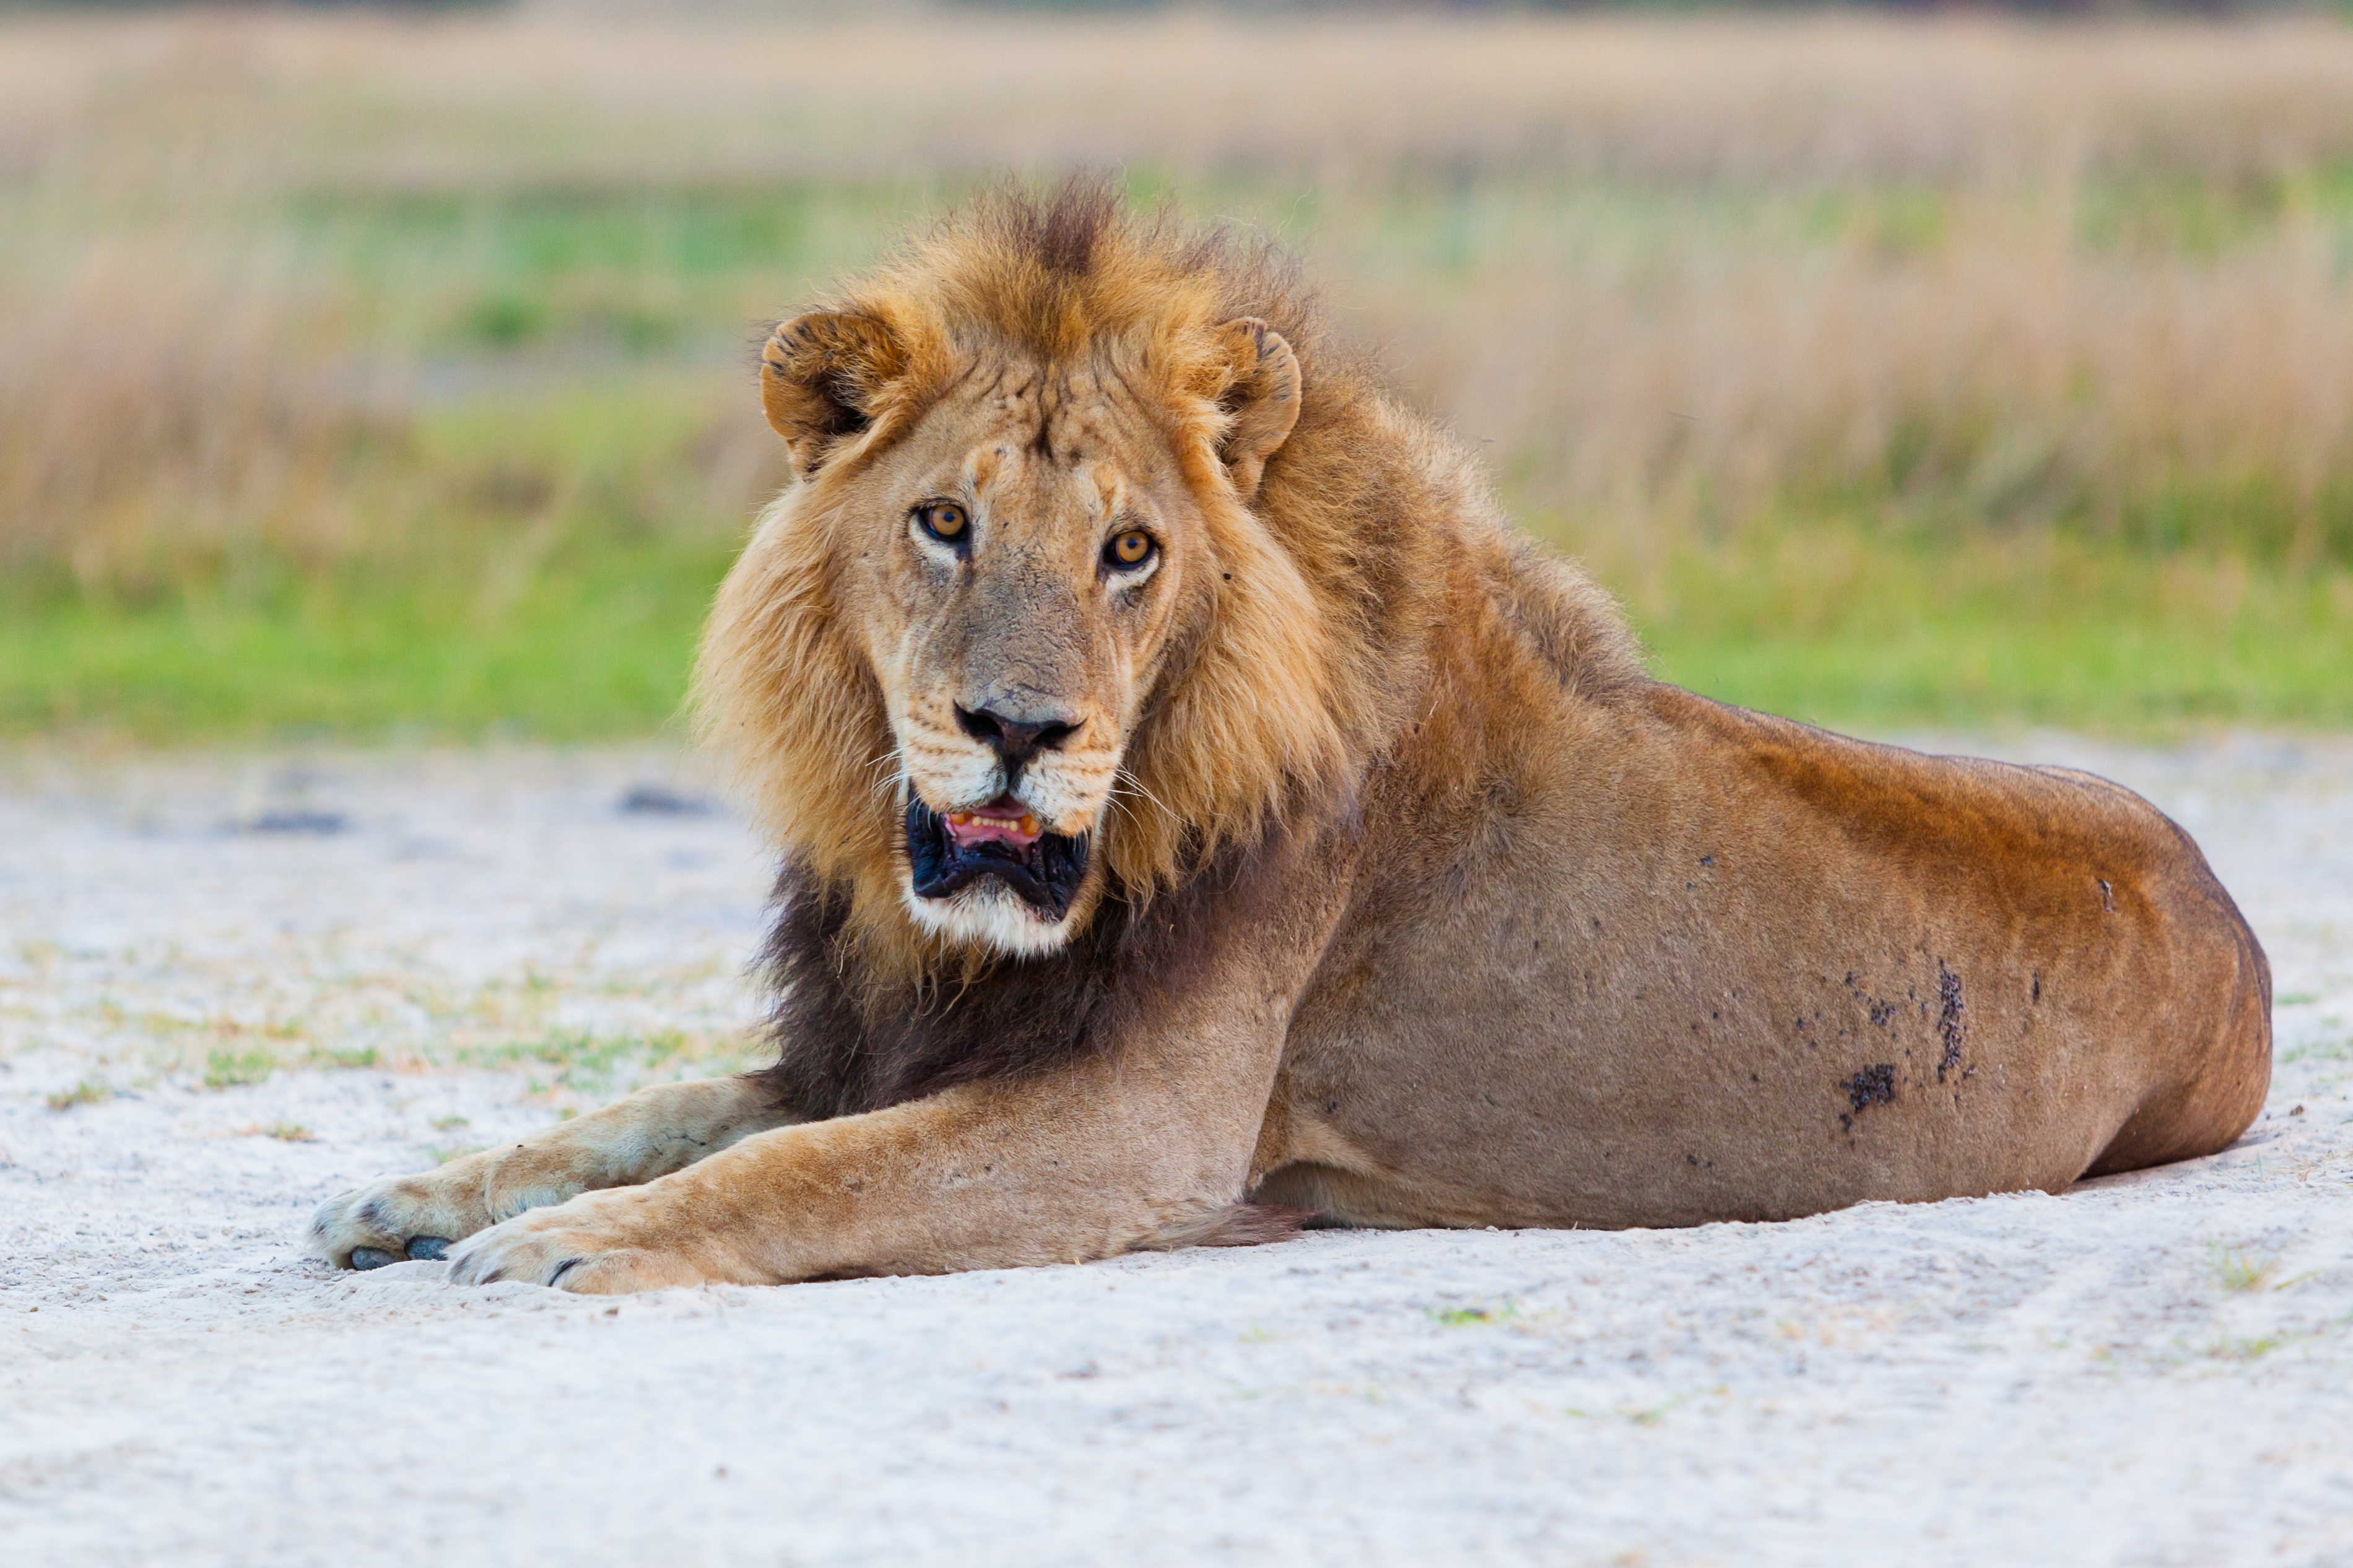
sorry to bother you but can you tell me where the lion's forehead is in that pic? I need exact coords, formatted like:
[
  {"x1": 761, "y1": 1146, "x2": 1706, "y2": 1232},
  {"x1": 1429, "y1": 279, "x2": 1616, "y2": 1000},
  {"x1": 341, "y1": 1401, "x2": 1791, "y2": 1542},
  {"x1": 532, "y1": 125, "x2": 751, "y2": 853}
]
[
  {"x1": 939, "y1": 357, "x2": 1172, "y2": 493},
  {"x1": 962, "y1": 447, "x2": 1126, "y2": 522}
]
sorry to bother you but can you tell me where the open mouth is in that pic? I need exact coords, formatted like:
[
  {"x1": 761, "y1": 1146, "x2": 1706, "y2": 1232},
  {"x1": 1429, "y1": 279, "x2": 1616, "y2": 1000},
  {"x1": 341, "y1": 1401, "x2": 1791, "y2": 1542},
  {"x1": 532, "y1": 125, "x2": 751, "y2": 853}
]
[{"x1": 905, "y1": 795, "x2": 1089, "y2": 920}]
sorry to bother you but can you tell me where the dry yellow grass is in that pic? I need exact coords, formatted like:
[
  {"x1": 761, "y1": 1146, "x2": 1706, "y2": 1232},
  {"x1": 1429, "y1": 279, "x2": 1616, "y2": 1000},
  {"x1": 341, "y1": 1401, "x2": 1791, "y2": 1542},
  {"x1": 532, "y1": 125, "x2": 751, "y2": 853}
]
[{"x1": 0, "y1": 251, "x2": 391, "y2": 591}]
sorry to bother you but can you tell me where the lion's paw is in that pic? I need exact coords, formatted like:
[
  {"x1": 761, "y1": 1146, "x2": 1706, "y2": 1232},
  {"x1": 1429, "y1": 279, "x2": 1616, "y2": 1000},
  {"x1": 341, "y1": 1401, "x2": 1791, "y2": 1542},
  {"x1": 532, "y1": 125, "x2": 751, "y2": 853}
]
[
  {"x1": 308, "y1": 1166, "x2": 495, "y2": 1271},
  {"x1": 445, "y1": 1190, "x2": 715, "y2": 1295}
]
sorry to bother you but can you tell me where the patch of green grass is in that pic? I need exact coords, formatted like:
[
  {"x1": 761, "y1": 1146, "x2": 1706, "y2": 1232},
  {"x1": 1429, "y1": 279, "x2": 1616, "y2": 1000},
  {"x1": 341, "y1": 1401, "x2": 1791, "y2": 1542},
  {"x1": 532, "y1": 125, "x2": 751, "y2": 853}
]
[
  {"x1": 284, "y1": 180, "x2": 907, "y2": 358},
  {"x1": 2211, "y1": 1242, "x2": 2284, "y2": 1293},
  {"x1": 1429, "y1": 1302, "x2": 1520, "y2": 1328},
  {"x1": 2, "y1": 534, "x2": 733, "y2": 743},
  {"x1": 2205, "y1": 1332, "x2": 2292, "y2": 1362},
  {"x1": 1577, "y1": 523, "x2": 2353, "y2": 736},
  {"x1": 1564, "y1": 1388, "x2": 1716, "y2": 1426},
  {"x1": 1, "y1": 378, "x2": 757, "y2": 743},
  {"x1": 248, "y1": 1121, "x2": 318, "y2": 1143},
  {"x1": 456, "y1": 1028, "x2": 702, "y2": 1098},
  {"x1": 202, "y1": 1049, "x2": 275, "y2": 1089},
  {"x1": 45, "y1": 1078, "x2": 115, "y2": 1111},
  {"x1": 14, "y1": 519, "x2": 2351, "y2": 742}
]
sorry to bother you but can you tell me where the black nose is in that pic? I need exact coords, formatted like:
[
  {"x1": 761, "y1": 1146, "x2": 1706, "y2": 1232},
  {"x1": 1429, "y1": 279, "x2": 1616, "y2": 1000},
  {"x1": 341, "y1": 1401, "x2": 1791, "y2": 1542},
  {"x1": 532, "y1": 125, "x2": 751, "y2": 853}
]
[{"x1": 956, "y1": 704, "x2": 1081, "y2": 774}]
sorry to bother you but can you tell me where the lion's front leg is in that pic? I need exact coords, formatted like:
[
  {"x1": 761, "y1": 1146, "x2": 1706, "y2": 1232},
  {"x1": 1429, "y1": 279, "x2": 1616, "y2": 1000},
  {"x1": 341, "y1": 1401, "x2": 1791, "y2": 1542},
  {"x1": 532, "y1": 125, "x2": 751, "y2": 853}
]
[
  {"x1": 445, "y1": 1028, "x2": 1288, "y2": 1294},
  {"x1": 307, "y1": 1073, "x2": 797, "y2": 1270}
]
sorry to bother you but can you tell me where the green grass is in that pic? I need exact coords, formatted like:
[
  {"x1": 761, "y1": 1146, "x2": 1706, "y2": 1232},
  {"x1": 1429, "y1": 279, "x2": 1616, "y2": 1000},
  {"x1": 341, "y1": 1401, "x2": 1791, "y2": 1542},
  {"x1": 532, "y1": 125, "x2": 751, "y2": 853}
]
[
  {"x1": 45, "y1": 1077, "x2": 116, "y2": 1112},
  {"x1": 202, "y1": 1048, "x2": 275, "y2": 1089},
  {"x1": 1611, "y1": 527, "x2": 2353, "y2": 734},
  {"x1": 10, "y1": 522, "x2": 2349, "y2": 743},
  {"x1": 2209, "y1": 1242, "x2": 2284, "y2": 1294},
  {"x1": 3, "y1": 536, "x2": 729, "y2": 742},
  {"x1": 2, "y1": 380, "x2": 749, "y2": 743}
]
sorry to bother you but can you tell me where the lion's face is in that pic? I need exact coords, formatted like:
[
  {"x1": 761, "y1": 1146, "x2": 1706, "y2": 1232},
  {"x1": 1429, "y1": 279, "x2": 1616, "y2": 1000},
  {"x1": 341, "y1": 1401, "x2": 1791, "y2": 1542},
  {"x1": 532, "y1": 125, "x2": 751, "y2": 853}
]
[
  {"x1": 845, "y1": 361, "x2": 1206, "y2": 955},
  {"x1": 707, "y1": 301, "x2": 1310, "y2": 963}
]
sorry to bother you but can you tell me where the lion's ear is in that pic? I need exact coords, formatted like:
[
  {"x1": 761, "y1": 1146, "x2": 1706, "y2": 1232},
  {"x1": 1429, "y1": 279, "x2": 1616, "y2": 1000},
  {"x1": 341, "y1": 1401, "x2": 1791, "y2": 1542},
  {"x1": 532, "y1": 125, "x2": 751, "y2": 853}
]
[
  {"x1": 761, "y1": 312, "x2": 907, "y2": 479},
  {"x1": 1212, "y1": 318, "x2": 1302, "y2": 501}
]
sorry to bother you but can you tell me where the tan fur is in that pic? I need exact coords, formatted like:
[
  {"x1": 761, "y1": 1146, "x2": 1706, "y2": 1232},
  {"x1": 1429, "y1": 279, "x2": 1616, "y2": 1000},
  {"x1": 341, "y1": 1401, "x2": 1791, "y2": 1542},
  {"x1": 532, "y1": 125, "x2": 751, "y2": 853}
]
[{"x1": 310, "y1": 183, "x2": 2268, "y2": 1291}]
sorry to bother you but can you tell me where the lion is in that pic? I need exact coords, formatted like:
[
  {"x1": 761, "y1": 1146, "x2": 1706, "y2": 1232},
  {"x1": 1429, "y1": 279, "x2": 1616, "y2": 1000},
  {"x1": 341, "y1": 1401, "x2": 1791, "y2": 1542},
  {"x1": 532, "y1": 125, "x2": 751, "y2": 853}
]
[{"x1": 309, "y1": 181, "x2": 2270, "y2": 1293}]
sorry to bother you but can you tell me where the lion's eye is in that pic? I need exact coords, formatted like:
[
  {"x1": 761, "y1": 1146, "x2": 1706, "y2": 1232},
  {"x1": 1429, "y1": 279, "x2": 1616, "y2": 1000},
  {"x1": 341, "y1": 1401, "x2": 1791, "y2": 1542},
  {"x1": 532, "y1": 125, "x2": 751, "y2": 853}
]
[
  {"x1": 1106, "y1": 529, "x2": 1155, "y2": 570},
  {"x1": 915, "y1": 502, "x2": 968, "y2": 544}
]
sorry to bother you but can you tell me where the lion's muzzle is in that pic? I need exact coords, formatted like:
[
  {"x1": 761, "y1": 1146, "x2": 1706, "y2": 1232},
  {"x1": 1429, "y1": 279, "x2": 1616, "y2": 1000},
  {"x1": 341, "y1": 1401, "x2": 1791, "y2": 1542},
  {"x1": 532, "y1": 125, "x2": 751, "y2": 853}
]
[{"x1": 906, "y1": 797, "x2": 1089, "y2": 920}]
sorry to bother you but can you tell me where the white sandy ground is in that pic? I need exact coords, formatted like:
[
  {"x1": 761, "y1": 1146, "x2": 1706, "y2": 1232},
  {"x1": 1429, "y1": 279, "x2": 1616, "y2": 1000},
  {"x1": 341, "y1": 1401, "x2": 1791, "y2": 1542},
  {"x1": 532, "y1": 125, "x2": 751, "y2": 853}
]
[{"x1": 2, "y1": 735, "x2": 2351, "y2": 1567}]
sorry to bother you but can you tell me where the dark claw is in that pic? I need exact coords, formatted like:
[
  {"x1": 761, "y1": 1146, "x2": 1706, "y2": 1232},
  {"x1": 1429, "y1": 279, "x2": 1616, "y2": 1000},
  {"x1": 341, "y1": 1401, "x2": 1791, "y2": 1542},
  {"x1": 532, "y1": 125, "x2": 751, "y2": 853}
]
[
  {"x1": 349, "y1": 1247, "x2": 398, "y2": 1271},
  {"x1": 405, "y1": 1236, "x2": 451, "y2": 1261},
  {"x1": 547, "y1": 1258, "x2": 584, "y2": 1289}
]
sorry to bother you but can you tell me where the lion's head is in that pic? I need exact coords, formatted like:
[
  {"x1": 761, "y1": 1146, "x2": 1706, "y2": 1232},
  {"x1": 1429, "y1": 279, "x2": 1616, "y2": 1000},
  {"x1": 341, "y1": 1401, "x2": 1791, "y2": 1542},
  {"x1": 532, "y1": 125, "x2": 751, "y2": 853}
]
[{"x1": 696, "y1": 182, "x2": 1426, "y2": 966}]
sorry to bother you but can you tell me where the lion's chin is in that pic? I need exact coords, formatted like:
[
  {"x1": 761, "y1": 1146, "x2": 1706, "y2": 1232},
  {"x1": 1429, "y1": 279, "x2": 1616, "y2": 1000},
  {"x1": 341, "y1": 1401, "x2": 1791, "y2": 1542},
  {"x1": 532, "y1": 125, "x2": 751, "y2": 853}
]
[{"x1": 902, "y1": 878, "x2": 1077, "y2": 959}]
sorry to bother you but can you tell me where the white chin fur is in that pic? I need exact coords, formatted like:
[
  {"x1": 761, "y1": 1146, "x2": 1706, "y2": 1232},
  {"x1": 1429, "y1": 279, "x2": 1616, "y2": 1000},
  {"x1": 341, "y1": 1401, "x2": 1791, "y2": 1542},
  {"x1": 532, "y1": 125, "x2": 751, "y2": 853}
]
[{"x1": 902, "y1": 877, "x2": 1074, "y2": 958}]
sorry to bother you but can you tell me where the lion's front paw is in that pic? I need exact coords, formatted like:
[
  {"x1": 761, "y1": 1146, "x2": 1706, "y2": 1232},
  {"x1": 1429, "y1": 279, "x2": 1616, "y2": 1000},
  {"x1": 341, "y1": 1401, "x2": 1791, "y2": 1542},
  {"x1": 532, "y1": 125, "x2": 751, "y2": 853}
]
[
  {"x1": 308, "y1": 1165, "x2": 495, "y2": 1271},
  {"x1": 445, "y1": 1190, "x2": 716, "y2": 1295}
]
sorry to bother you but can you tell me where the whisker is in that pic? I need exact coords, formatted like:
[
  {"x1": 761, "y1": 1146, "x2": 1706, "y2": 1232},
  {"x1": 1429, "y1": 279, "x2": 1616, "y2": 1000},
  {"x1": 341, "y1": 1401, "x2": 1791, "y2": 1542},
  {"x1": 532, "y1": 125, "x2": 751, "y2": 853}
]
[{"x1": 1114, "y1": 768, "x2": 1172, "y2": 817}]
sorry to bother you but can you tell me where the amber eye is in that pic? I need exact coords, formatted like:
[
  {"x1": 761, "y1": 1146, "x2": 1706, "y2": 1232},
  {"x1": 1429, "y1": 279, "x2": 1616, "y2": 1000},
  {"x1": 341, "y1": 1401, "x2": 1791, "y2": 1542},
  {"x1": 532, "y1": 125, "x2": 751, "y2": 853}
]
[
  {"x1": 915, "y1": 501, "x2": 968, "y2": 543},
  {"x1": 1105, "y1": 529, "x2": 1155, "y2": 570}
]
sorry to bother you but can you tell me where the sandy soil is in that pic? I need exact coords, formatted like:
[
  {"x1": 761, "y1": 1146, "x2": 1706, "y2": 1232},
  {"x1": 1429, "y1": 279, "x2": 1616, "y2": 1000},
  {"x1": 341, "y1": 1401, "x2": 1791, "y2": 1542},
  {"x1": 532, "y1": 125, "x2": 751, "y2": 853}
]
[{"x1": 3, "y1": 735, "x2": 2350, "y2": 1567}]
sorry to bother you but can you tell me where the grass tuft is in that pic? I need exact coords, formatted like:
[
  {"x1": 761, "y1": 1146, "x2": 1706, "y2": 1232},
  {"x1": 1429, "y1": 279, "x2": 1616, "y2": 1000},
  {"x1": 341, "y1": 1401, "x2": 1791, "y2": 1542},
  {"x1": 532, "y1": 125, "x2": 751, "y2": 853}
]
[
  {"x1": 2210, "y1": 1242, "x2": 2283, "y2": 1294},
  {"x1": 46, "y1": 1078, "x2": 115, "y2": 1112},
  {"x1": 201, "y1": 1049, "x2": 275, "y2": 1091},
  {"x1": 1429, "y1": 1302, "x2": 1520, "y2": 1328}
]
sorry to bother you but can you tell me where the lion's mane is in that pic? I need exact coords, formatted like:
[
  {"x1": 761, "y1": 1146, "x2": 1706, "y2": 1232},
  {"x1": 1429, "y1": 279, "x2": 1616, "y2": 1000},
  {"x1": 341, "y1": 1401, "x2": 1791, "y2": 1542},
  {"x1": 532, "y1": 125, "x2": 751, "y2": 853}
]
[{"x1": 695, "y1": 178, "x2": 1643, "y2": 1111}]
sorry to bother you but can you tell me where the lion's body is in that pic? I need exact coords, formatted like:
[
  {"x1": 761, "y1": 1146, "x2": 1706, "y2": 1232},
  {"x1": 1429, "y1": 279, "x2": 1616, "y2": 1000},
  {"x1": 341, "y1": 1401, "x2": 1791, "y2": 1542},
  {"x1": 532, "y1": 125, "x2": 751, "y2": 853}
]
[
  {"x1": 1256, "y1": 547, "x2": 2269, "y2": 1227},
  {"x1": 308, "y1": 183, "x2": 2269, "y2": 1292}
]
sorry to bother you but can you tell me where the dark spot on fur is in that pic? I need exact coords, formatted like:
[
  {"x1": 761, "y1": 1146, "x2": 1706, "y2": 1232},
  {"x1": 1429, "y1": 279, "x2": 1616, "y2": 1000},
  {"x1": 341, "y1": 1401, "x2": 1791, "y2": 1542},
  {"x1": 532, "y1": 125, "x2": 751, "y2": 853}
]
[
  {"x1": 2031, "y1": 970, "x2": 2042, "y2": 1003},
  {"x1": 1868, "y1": 999, "x2": 1895, "y2": 1028},
  {"x1": 1936, "y1": 963, "x2": 1968, "y2": 1081},
  {"x1": 2099, "y1": 878, "x2": 2116, "y2": 912},
  {"x1": 1846, "y1": 1063, "x2": 1896, "y2": 1112}
]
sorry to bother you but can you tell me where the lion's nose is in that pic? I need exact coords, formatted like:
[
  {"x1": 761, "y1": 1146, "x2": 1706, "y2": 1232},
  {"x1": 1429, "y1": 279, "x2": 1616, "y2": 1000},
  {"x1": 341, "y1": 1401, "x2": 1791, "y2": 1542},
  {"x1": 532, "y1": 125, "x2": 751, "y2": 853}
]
[{"x1": 955, "y1": 704, "x2": 1082, "y2": 776}]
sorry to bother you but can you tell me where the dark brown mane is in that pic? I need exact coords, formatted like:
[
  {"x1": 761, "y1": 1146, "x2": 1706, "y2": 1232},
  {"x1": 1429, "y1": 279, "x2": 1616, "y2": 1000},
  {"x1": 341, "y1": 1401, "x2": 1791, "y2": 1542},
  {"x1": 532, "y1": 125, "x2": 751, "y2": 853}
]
[{"x1": 755, "y1": 824, "x2": 1300, "y2": 1117}]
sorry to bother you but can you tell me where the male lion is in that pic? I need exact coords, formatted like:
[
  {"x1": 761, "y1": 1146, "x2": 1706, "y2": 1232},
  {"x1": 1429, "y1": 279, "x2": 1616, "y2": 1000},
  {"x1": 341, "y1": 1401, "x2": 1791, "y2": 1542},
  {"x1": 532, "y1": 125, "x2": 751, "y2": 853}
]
[{"x1": 311, "y1": 183, "x2": 2269, "y2": 1292}]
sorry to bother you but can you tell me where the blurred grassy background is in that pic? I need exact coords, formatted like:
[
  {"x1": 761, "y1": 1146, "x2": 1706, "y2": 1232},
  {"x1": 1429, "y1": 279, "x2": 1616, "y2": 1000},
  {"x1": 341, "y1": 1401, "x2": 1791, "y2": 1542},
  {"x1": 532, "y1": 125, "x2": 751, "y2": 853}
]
[{"x1": 5, "y1": 4, "x2": 2353, "y2": 741}]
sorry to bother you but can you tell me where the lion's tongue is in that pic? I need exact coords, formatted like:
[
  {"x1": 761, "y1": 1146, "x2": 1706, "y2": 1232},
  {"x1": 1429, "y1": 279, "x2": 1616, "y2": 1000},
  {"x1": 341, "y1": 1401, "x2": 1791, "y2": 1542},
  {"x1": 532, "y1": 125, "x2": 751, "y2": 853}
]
[{"x1": 946, "y1": 801, "x2": 1042, "y2": 850}]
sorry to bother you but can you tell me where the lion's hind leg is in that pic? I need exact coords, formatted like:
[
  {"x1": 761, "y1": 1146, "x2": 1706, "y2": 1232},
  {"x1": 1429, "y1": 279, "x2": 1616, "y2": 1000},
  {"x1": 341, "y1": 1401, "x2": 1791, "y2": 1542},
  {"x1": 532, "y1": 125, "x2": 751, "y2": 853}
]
[
  {"x1": 2085, "y1": 878, "x2": 2273, "y2": 1179},
  {"x1": 307, "y1": 1073, "x2": 798, "y2": 1270}
]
